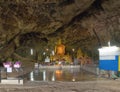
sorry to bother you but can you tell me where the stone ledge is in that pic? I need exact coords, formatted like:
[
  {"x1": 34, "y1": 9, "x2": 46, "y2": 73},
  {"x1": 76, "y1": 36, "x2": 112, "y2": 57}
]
[
  {"x1": 0, "y1": 78, "x2": 24, "y2": 85},
  {"x1": 38, "y1": 65, "x2": 80, "y2": 69}
]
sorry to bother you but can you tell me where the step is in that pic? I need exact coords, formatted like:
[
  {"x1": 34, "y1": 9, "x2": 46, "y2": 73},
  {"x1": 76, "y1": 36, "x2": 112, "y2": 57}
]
[{"x1": 0, "y1": 78, "x2": 24, "y2": 84}]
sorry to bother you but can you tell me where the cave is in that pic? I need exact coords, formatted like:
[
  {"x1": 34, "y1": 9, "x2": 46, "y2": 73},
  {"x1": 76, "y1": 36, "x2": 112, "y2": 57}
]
[{"x1": 0, "y1": 0, "x2": 120, "y2": 66}]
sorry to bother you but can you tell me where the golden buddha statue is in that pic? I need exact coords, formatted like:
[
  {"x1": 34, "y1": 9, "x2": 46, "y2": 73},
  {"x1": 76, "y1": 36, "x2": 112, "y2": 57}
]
[
  {"x1": 77, "y1": 48, "x2": 83, "y2": 59},
  {"x1": 55, "y1": 39, "x2": 65, "y2": 56}
]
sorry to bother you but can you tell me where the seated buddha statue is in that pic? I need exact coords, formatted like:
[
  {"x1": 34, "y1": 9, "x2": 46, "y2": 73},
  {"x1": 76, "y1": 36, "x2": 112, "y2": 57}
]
[{"x1": 55, "y1": 39, "x2": 65, "y2": 56}]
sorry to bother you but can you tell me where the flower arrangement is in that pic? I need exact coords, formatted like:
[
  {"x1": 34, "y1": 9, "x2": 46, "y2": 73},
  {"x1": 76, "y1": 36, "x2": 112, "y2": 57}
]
[
  {"x1": 3, "y1": 61, "x2": 22, "y2": 68},
  {"x1": 13, "y1": 61, "x2": 21, "y2": 68},
  {"x1": 3, "y1": 61, "x2": 12, "y2": 68}
]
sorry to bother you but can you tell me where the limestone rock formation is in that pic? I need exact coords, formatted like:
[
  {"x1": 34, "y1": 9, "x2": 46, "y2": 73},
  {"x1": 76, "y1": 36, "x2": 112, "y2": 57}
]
[{"x1": 0, "y1": 0, "x2": 120, "y2": 62}]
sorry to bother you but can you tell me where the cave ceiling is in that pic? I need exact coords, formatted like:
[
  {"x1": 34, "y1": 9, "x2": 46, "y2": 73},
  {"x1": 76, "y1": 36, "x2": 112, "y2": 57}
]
[{"x1": 0, "y1": 0, "x2": 120, "y2": 60}]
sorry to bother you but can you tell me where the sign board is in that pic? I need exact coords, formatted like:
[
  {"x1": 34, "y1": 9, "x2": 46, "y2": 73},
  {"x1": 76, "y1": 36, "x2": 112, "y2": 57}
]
[
  {"x1": 7, "y1": 67, "x2": 12, "y2": 73},
  {"x1": 45, "y1": 56, "x2": 50, "y2": 62},
  {"x1": 98, "y1": 46, "x2": 120, "y2": 71}
]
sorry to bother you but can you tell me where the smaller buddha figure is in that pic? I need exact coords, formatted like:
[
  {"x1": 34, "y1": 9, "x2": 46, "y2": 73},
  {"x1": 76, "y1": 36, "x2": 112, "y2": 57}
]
[
  {"x1": 55, "y1": 39, "x2": 65, "y2": 56},
  {"x1": 77, "y1": 48, "x2": 83, "y2": 59},
  {"x1": 64, "y1": 53, "x2": 72, "y2": 63}
]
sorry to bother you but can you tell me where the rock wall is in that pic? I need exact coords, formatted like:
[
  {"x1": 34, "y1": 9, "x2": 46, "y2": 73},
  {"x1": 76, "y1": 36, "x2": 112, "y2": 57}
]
[{"x1": 0, "y1": 0, "x2": 120, "y2": 62}]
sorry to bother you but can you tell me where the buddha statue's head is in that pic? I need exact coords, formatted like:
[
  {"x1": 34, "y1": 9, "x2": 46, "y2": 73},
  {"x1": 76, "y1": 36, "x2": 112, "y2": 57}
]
[{"x1": 57, "y1": 38, "x2": 62, "y2": 45}]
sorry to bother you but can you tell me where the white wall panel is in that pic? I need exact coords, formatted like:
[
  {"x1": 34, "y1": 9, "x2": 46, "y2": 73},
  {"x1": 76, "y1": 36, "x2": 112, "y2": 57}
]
[{"x1": 99, "y1": 56, "x2": 116, "y2": 60}]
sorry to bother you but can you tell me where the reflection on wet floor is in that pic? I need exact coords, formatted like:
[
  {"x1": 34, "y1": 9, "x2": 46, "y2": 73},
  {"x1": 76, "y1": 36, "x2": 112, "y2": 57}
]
[{"x1": 28, "y1": 68, "x2": 97, "y2": 82}]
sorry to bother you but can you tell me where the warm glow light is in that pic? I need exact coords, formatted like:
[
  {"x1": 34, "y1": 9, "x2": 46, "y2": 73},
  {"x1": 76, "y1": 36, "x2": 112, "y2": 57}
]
[
  {"x1": 72, "y1": 78, "x2": 75, "y2": 81},
  {"x1": 55, "y1": 70, "x2": 62, "y2": 80},
  {"x1": 72, "y1": 48, "x2": 75, "y2": 52},
  {"x1": 46, "y1": 48, "x2": 49, "y2": 51},
  {"x1": 55, "y1": 70, "x2": 62, "y2": 74}
]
